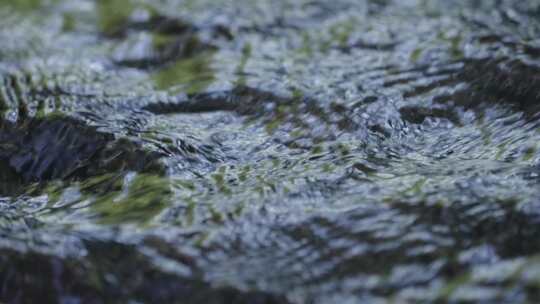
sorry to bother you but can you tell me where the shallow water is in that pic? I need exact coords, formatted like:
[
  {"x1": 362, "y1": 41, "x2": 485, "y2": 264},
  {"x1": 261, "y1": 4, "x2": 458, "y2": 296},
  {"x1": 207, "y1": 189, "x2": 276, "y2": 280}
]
[{"x1": 1, "y1": 0, "x2": 540, "y2": 303}]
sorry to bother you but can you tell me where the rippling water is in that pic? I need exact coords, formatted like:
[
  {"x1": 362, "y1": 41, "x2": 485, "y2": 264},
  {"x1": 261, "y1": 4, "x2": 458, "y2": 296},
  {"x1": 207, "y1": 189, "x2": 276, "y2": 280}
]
[{"x1": 1, "y1": 0, "x2": 540, "y2": 303}]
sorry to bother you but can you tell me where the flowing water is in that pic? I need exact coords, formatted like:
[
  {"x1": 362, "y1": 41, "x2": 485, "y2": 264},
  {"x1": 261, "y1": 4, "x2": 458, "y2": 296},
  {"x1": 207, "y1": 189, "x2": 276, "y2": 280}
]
[{"x1": 1, "y1": 0, "x2": 540, "y2": 303}]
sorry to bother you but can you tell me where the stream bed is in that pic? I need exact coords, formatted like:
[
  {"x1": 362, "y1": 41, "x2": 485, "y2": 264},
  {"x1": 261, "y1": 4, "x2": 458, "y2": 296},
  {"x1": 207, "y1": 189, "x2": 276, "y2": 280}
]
[{"x1": 1, "y1": 0, "x2": 540, "y2": 303}]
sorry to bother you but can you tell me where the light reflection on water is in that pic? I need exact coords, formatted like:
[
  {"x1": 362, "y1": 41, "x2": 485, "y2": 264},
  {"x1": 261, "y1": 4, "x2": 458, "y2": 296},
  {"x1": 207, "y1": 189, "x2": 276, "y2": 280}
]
[{"x1": 0, "y1": 0, "x2": 540, "y2": 303}]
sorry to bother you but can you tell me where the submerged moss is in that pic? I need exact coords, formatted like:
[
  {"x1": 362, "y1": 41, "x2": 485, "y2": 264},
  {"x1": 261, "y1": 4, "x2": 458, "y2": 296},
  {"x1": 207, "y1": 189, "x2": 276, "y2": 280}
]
[
  {"x1": 89, "y1": 173, "x2": 171, "y2": 225},
  {"x1": 97, "y1": 0, "x2": 135, "y2": 36},
  {"x1": 235, "y1": 43, "x2": 252, "y2": 86},
  {"x1": 152, "y1": 51, "x2": 215, "y2": 93},
  {"x1": 0, "y1": 0, "x2": 48, "y2": 11}
]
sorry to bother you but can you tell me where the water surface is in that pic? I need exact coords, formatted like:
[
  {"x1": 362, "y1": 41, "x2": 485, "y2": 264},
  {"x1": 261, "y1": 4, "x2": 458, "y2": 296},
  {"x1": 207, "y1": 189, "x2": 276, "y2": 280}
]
[{"x1": 1, "y1": 0, "x2": 540, "y2": 303}]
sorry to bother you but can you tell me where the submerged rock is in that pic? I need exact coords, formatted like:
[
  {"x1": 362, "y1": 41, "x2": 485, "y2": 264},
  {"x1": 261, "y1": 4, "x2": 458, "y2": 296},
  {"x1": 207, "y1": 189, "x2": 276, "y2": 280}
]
[
  {"x1": 103, "y1": 9, "x2": 224, "y2": 70},
  {"x1": 0, "y1": 115, "x2": 164, "y2": 195},
  {"x1": 436, "y1": 58, "x2": 540, "y2": 116},
  {"x1": 0, "y1": 242, "x2": 290, "y2": 304}
]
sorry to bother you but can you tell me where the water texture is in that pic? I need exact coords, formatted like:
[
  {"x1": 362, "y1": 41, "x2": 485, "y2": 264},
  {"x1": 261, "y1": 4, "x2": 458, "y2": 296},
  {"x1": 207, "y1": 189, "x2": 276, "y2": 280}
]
[{"x1": 1, "y1": 0, "x2": 540, "y2": 303}]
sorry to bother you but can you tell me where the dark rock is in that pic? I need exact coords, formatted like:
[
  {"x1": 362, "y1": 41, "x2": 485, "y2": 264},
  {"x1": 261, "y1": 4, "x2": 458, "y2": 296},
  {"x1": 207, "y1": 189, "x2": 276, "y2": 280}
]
[
  {"x1": 0, "y1": 115, "x2": 164, "y2": 195},
  {"x1": 403, "y1": 58, "x2": 540, "y2": 116},
  {"x1": 0, "y1": 241, "x2": 291, "y2": 304},
  {"x1": 399, "y1": 105, "x2": 461, "y2": 125}
]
